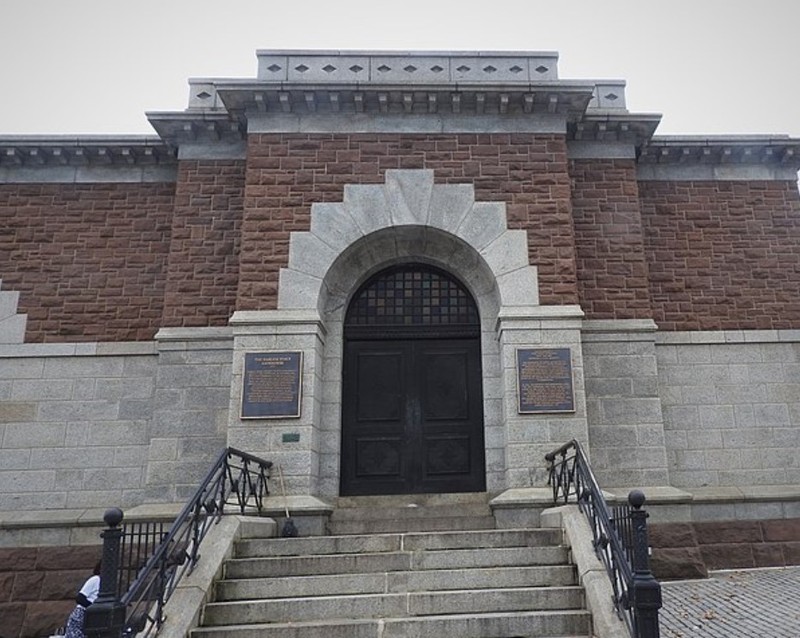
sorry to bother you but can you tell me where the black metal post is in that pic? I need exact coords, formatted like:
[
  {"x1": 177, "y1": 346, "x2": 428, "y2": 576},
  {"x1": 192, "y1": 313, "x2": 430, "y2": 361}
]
[
  {"x1": 628, "y1": 490, "x2": 662, "y2": 638},
  {"x1": 84, "y1": 507, "x2": 127, "y2": 638}
]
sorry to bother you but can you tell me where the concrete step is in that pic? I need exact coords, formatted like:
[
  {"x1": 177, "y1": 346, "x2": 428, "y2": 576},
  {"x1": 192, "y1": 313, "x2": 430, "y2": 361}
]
[
  {"x1": 334, "y1": 492, "x2": 490, "y2": 509},
  {"x1": 234, "y1": 528, "x2": 562, "y2": 558},
  {"x1": 328, "y1": 497, "x2": 495, "y2": 534},
  {"x1": 216, "y1": 564, "x2": 577, "y2": 600},
  {"x1": 194, "y1": 511, "x2": 588, "y2": 638},
  {"x1": 202, "y1": 586, "x2": 585, "y2": 625},
  {"x1": 328, "y1": 515, "x2": 496, "y2": 535},
  {"x1": 224, "y1": 546, "x2": 569, "y2": 579},
  {"x1": 191, "y1": 609, "x2": 591, "y2": 638}
]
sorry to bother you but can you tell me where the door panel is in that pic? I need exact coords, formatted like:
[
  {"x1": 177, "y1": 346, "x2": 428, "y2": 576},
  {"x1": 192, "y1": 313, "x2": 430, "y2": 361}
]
[{"x1": 341, "y1": 338, "x2": 485, "y2": 495}]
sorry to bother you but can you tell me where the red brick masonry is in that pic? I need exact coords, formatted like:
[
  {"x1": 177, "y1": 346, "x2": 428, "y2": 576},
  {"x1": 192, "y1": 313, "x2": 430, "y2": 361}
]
[
  {"x1": 649, "y1": 518, "x2": 800, "y2": 580},
  {"x1": 640, "y1": 180, "x2": 800, "y2": 331},
  {"x1": 2, "y1": 144, "x2": 800, "y2": 342},
  {"x1": 238, "y1": 133, "x2": 579, "y2": 310},
  {"x1": 0, "y1": 545, "x2": 101, "y2": 638},
  {"x1": 0, "y1": 183, "x2": 174, "y2": 342}
]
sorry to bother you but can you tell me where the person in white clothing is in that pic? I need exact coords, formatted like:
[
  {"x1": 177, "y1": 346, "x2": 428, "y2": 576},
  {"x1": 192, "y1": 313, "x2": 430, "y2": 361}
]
[{"x1": 63, "y1": 561, "x2": 101, "y2": 638}]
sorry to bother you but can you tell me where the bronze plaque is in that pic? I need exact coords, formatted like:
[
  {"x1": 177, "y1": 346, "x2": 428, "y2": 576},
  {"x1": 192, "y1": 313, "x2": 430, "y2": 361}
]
[
  {"x1": 241, "y1": 352, "x2": 302, "y2": 419},
  {"x1": 516, "y1": 348, "x2": 575, "y2": 414}
]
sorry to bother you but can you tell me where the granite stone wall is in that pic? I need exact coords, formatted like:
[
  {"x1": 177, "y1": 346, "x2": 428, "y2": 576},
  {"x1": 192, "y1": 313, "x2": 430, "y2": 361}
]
[
  {"x1": 657, "y1": 331, "x2": 800, "y2": 488},
  {"x1": 582, "y1": 322, "x2": 670, "y2": 488},
  {"x1": 0, "y1": 345, "x2": 156, "y2": 511}
]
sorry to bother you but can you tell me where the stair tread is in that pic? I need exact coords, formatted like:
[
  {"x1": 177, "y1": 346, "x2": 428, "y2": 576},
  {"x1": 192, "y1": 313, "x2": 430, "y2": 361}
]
[
  {"x1": 196, "y1": 514, "x2": 589, "y2": 637},
  {"x1": 192, "y1": 608, "x2": 591, "y2": 635},
  {"x1": 208, "y1": 584, "x2": 584, "y2": 604}
]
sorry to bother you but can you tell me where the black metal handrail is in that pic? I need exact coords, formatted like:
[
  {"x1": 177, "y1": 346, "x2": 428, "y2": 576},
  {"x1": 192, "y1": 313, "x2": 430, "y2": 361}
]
[
  {"x1": 85, "y1": 447, "x2": 273, "y2": 638},
  {"x1": 546, "y1": 439, "x2": 662, "y2": 638}
]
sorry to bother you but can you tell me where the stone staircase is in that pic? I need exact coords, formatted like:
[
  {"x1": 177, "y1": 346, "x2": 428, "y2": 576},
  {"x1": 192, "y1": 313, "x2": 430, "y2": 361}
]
[{"x1": 190, "y1": 494, "x2": 592, "y2": 638}]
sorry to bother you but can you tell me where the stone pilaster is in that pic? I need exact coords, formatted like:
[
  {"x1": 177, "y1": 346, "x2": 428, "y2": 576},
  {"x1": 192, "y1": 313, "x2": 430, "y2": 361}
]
[
  {"x1": 147, "y1": 328, "x2": 233, "y2": 503},
  {"x1": 582, "y1": 319, "x2": 670, "y2": 488},
  {"x1": 228, "y1": 310, "x2": 326, "y2": 496},
  {"x1": 496, "y1": 305, "x2": 588, "y2": 488}
]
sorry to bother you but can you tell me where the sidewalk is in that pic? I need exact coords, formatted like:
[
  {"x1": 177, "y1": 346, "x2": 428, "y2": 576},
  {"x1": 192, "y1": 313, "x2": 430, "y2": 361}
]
[{"x1": 659, "y1": 566, "x2": 800, "y2": 637}]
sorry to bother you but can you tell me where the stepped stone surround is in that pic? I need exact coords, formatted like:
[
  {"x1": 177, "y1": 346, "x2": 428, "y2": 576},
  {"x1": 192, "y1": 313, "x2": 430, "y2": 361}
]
[
  {"x1": 227, "y1": 168, "x2": 588, "y2": 497},
  {"x1": 0, "y1": 279, "x2": 26, "y2": 344}
]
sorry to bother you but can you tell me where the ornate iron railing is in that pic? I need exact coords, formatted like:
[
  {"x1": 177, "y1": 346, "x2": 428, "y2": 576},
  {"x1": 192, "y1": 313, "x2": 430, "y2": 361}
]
[
  {"x1": 546, "y1": 439, "x2": 662, "y2": 638},
  {"x1": 85, "y1": 447, "x2": 272, "y2": 638}
]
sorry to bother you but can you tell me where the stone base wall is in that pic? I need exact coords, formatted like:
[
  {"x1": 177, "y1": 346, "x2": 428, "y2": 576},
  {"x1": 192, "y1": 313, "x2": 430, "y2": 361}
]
[
  {"x1": 650, "y1": 518, "x2": 800, "y2": 580},
  {"x1": 0, "y1": 344, "x2": 156, "y2": 511},
  {"x1": 0, "y1": 545, "x2": 101, "y2": 638},
  {"x1": 657, "y1": 331, "x2": 800, "y2": 488}
]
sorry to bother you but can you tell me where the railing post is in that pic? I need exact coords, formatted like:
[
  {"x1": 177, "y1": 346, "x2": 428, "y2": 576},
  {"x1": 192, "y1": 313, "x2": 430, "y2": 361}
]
[
  {"x1": 628, "y1": 490, "x2": 662, "y2": 638},
  {"x1": 84, "y1": 507, "x2": 127, "y2": 638}
]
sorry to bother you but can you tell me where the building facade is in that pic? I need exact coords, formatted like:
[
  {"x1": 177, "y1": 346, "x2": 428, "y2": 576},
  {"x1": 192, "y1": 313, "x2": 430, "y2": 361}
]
[{"x1": 1, "y1": 50, "x2": 799, "y2": 514}]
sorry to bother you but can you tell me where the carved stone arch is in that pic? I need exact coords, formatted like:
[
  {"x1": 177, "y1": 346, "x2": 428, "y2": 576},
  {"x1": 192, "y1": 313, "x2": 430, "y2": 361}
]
[
  {"x1": 277, "y1": 169, "x2": 539, "y2": 315},
  {"x1": 275, "y1": 169, "x2": 540, "y2": 496}
]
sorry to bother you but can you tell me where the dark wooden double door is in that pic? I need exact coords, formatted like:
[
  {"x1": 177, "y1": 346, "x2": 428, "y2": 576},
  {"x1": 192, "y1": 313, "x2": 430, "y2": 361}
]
[{"x1": 341, "y1": 337, "x2": 485, "y2": 496}]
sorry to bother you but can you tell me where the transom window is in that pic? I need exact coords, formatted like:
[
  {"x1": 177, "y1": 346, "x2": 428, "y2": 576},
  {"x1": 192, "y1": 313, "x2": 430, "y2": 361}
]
[{"x1": 345, "y1": 265, "x2": 479, "y2": 328}]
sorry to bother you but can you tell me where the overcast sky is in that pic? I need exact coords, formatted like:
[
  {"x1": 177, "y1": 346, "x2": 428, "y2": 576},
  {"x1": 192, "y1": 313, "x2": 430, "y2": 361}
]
[{"x1": 1, "y1": 0, "x2": 799, "y2": 139}]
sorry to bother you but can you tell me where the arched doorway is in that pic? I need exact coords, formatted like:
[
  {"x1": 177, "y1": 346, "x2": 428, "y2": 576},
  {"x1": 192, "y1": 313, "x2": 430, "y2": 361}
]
[{"x1": 340, "y1": 263, "x2": 486, "y2": 496}]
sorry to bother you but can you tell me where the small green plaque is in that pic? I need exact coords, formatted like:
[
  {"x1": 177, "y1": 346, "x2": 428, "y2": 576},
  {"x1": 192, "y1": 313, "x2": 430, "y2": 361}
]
[{"x1": 282, "y1": 432, "x2": 301, "y2": 443}]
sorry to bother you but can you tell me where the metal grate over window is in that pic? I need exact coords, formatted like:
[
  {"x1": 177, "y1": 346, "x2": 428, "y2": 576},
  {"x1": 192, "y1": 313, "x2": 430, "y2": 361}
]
[{"x1": 345, "y1": 265, "x2": 479, "y2": 327}]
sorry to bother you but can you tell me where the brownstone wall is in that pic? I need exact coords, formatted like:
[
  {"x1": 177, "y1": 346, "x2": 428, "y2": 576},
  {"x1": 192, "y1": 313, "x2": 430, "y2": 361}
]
[
  {"x1": 639, "y1": 180, "x2": 800, "y2": 330},
  {"x1": 161, "y1": 160, "x2": 245, "y2": 328},
  {"x1": 238, "y1": 133, "x2": 577, "y2": 310},
  {"x1": 650, "y1": 519, "x2": 800, "y2": 580},
  {"x1": 0, "y1": 545, "x2": 101, "y2": 638},
  {"x1": 0, "y1": 183, "x2": 174, "y2": 342},
  {"x1": 570, "y1": 159, "x2": 652, "y2": 319}
]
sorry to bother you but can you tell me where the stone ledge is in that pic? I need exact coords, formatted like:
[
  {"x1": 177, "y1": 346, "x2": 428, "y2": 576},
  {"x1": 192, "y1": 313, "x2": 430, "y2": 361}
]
[
  {"x1": 655, "y1": 329, "x2": 800, "y2": 345},
  {"x1": 0, "y1": 341, "x2": 156, "y2": 358}
]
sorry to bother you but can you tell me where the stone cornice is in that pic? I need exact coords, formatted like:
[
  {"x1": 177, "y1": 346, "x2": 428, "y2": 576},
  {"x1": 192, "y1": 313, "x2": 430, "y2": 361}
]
[
  {"x1": 145, "y1": 111, "x2": 246, "y2": 146},
  {"x1": 639, "y1": 135, "x2": 800, "y2": 169},
  {"x1": 0, "y1": 135, "x2": 176, "y2": 169},
  {"x1": 160, "y1": 51, "x2": 636, "y2": 139},
  {"x1": 209, "y1": 80, "x2": 597, "y2": 122},
  {"x1": 568, "y1": 112, "x2": 662, "y2": 146}
]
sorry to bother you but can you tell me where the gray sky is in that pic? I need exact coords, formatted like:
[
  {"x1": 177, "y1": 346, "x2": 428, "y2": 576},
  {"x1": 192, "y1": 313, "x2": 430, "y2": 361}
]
[{"x1": 1, "y1": 0, "x2": 799, "y2": 139}]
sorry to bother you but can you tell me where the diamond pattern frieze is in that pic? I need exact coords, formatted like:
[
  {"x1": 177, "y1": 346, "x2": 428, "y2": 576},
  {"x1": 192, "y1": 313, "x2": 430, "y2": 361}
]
[
  {"x1": 454, "y1": 58, "x2": 532, "y2": 82},
  {"x1": 370, "y1": 57, "x2": 449, "y2": 84},
  {"x1": 591, "y1": 82, "x2": 627, "y2": 109},
  {"x1": 257, "y1": 55, "x2": 288, "y2": 80},
  {"x1": 287, "y1": 56, "x2": 371, "y2": 82}
]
